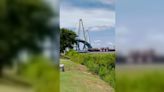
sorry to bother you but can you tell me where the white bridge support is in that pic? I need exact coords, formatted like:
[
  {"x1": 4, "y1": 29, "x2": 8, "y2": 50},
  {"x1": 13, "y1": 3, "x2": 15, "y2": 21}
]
[{"x1": 76, "y1": 19, "x2": 92, "y2": 51}]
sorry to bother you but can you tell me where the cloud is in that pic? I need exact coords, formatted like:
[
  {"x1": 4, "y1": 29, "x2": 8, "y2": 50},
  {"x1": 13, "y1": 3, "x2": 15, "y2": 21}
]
[
  {"x1": 61, "y1": 0, "x2": 115, "y2": 10},
  {"x1": 107, "y1": 42, "x2": 113, "y2": 45},
  {"x1": 88, "y1": 25, "x2": 114, "y2": 32},
  {"x1": 92, "y1": 40, "x2": 114, "y2": 48},
  {"x1": 60, "y1": 7, "x2": 115, "y2": 30},
  {"x1": 92, "y1": 40, "x2": 101, "y2": 47},
  {"x1": 116, "y1": 25, "x2": 164, "y2": 55},
  {"x1": 106, "y1": 41, "x2": 115, "y2": 49},
  {"x1": 101, "y1": 0, "x2": 115, "y2": 5},
  {"x1": 94, "y1": 40, "x2": 101, "y2": 43}
]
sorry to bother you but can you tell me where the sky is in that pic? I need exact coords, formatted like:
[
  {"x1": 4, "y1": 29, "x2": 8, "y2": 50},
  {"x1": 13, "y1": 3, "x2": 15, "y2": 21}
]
[
  {"x1": 60, "y1": 0, "x2": 115, "y2": 48},
  {"x1": 117, "y1": 0, "x2": 164, "y2": 55},
  {"x1": 48, "y1": 0, "x2": 164, "y2": 55}
]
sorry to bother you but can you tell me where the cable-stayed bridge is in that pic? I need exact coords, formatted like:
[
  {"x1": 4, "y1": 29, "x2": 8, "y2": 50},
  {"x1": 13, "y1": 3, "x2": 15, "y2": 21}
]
[{"x1": 75, "y1": 19, "x2": 115, "y2": 53}]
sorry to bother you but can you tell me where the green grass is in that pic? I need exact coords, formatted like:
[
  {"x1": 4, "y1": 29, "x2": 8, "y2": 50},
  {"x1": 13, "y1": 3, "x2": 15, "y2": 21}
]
[
  {"x1": 0, "y1": 77, "x2": 32, "y2": 92},
  {"x1": 0, "y1": 84, "x2": 32, "y2": 92},
  {"x1": 0, "y1": 68, "x2": 33, "y2": 92},
  {"x1": 66, "y1": 51, "x2": 115, "y2": 88},
  {"x1": 20, "y1": 55, "x2": 59, "y2": 92},
  {"x1": 116, "y1": 64, "x2": 164, "y2": 92},
  {"x1": 0, "y1": 55, "x2": 59, "y2": 92},
  {"x1": 60, "y1": 59, "x2": 114, "y2": 92}
]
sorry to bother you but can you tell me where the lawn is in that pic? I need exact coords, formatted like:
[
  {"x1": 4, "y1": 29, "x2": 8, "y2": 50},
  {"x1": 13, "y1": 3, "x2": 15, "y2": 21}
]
[
  {"x1": 0, "y1": 55, "x2": 59, "y2": 92},
  {"x1": 0, "y1": 84, "x2": 32, "y2": 92},
  {"x1": 60, "y1": 59, "x2": 114, "y2": 92},
  {"x1": 0, "y1": 73, "x2": 33, "y2": 92},
  {"x1": 116, "y1": 64, "x2": 164, "y2": 92},
  {"x1": 66, "y1": 51, "x2": 115, "y2": 88}
]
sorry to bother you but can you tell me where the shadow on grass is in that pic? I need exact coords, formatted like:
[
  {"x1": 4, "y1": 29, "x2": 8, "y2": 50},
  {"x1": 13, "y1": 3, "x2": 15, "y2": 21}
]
[{"x1": 0, "y1": 75, "x2": 32, "y2": 88}]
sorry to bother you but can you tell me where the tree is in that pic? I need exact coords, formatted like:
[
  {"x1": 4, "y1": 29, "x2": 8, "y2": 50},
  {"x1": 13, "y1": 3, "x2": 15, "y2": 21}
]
[
  {"x1": 0, "y1": 0, "x2": 56, "y2": 76},
  {"x1": 60, "y1": 28, "x2": 77, "y2": 53}
]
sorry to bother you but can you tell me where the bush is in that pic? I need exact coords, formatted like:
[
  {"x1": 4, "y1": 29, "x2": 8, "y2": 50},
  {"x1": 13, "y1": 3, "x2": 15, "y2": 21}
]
[
  {"x1": 20, "y1": 55, "x2": 59, "y2": 92},
  {"x1": 67, "y1": 53, "x2": 116, "y2": 88}
]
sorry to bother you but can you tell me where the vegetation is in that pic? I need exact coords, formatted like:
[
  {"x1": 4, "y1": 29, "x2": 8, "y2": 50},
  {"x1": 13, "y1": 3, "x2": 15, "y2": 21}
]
[
  {"x1": 20, "y1": 55, "x2": 59, "y2": 92},
  {"x1": 60, "y1": 59, "x2": 114, "y2": 92},
  {"x1": 66, "y1": 50, "x2": 116, "y2": 88},
  {"x1": 60, "y1": 28, "x2": 77, "y2": 53},
  {"x1": 116, "y1": 65, "x2": 164, "y2": 92},
  {"x1": 0, "y1": 0, "x2": 55, "y2": 76}
]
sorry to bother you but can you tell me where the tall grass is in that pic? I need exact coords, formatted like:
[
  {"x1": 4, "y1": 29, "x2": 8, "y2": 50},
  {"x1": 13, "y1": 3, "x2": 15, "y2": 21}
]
[
  {"x1": 116, "y1": 65, "x2": 164, "y2": 92},
  {"x1": 20, "y1": 55, "x2": 59, "y2": 92},
  {"x1": 66, "y1": 50, "x2": 116, "y2": 88}
]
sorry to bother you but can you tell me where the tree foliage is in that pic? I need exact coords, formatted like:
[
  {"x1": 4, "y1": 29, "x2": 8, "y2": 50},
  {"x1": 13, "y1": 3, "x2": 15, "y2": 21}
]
[
  {"x1": 0, "y1": 0, "x2": 55, "y2": 75},
  {"x1": 60, "y1": 28, "x2": 77, "y2": 53}
]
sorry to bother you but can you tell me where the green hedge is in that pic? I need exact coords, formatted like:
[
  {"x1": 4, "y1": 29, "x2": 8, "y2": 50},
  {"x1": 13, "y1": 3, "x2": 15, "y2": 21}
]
[{"x1": 66, "y1": 50, "x2": 116, "y2": 88}]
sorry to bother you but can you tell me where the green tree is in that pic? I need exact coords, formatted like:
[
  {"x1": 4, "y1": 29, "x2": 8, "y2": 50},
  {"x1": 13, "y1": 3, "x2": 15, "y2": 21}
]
[
  {"x1": 60, "y1": 28, "x2": 77, "y2": 53},
  {"x1": 0, "y1": 0, "x2": 56, "y2": 76}
]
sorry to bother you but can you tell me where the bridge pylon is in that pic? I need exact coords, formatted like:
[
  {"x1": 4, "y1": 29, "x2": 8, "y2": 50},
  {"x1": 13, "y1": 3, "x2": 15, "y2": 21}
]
[{"x1": 76, "y1": 19, "x2": 92, "y2": 52}]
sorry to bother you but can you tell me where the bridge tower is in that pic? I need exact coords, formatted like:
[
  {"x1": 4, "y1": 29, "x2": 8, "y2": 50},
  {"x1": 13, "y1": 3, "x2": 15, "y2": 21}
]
[{"x1": 76, "y1": 19, "x2": 91, "y2": 52}]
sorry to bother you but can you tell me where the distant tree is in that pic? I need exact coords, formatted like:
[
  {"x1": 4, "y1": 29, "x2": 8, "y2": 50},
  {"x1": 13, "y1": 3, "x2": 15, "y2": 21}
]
[
  {"x1": 0, "y1": 0, "x2": 56, "y2": 76},
  {"x1": 60, "y1": 28, "x2": 77, "y2": 53}
]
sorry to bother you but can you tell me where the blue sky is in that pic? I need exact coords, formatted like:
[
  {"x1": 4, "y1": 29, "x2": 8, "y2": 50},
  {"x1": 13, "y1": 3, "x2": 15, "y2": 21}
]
[
  {"x1": 117, "y1": 0, "x2": 164, "y2": 55},
  {"x1": 60, "y1": 0, "x2": 115, "y2": 48},
  {"x1": 48, "y1": 0, "x2": 164, "y2": 55}
]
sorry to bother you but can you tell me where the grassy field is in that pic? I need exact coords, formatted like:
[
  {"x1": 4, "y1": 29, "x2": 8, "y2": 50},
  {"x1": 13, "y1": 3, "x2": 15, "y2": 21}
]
[
  {"x1": 20, "y1": 56, "x2": 59, "y2": 92},
  {"x1": 0, "y1": 55, "x2": 59, "y2": 92},
  {"x1": 116, "y1": 64, "x2": 164, "y2": 92},
  {"x1": 0, "y1": 84, "x2": 32, "y2": 92},
  {"x1": 0, "y1": 72, "x2": 33, "y2": 92},
  {"x1": 60, "y1": 59, "x2": 114, "y2": 92},
  {"x1": 66, "y1": 51, "x2": 115, "y2": 88}
]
